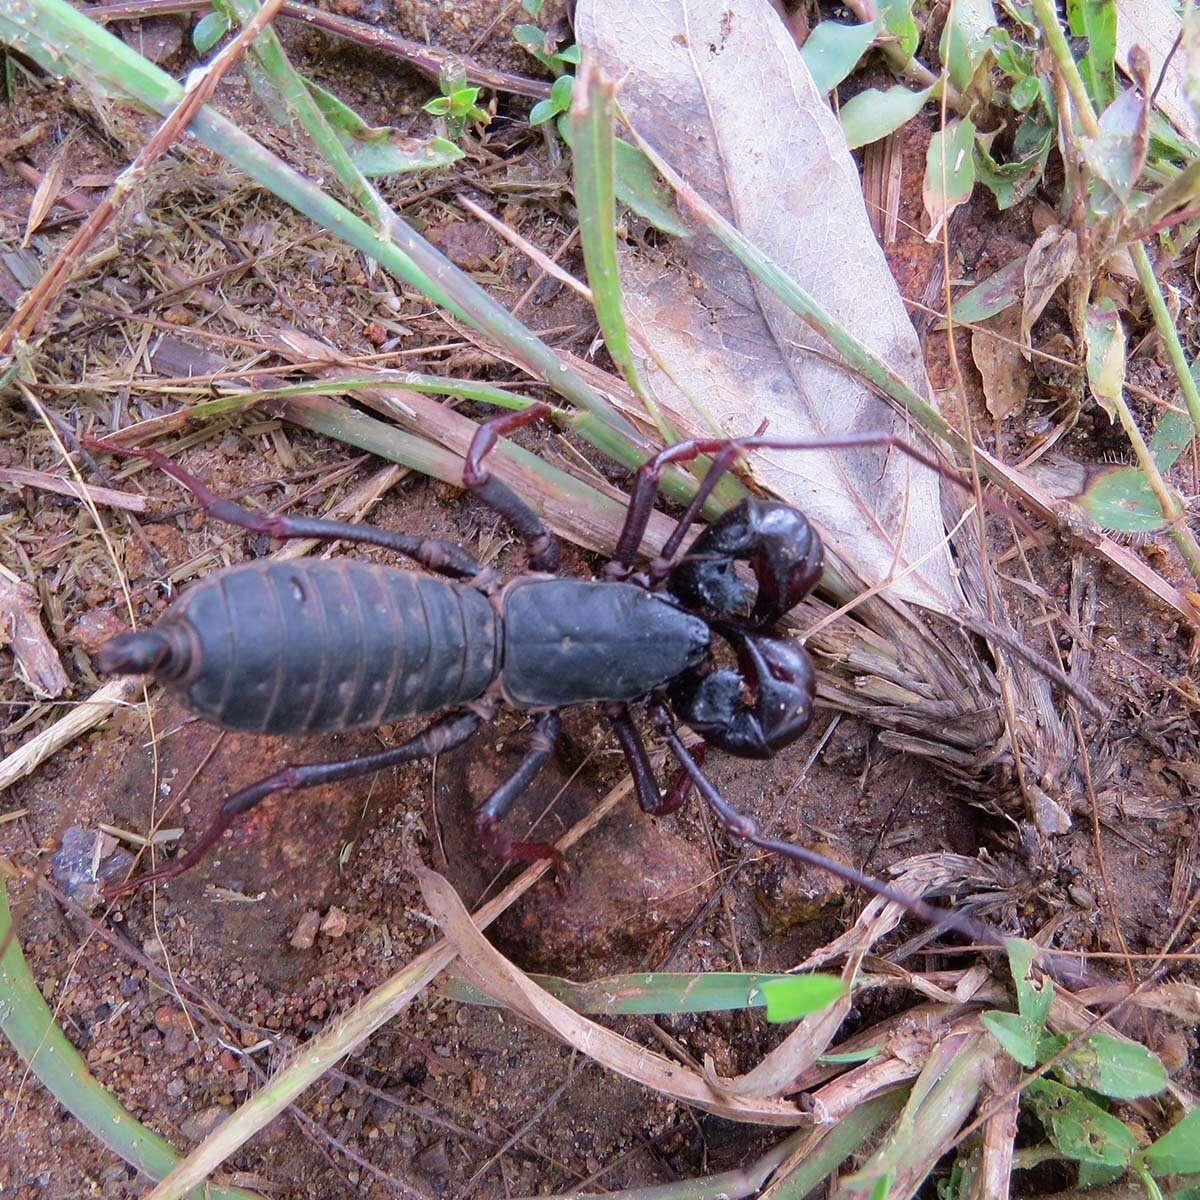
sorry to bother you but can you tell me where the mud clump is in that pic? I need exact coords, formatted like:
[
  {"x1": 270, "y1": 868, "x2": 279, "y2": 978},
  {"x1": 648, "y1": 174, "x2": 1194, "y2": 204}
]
[{"x1": 495, "y1": 803, "x2": 714, "y2": 974}]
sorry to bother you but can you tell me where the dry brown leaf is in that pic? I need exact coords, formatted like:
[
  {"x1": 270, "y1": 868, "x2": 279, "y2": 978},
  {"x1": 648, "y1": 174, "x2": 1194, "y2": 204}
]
[
  {"x1": 1116, "y1": 0, "x2": 1198, "y2": 140},
  {"x1": 416, "y1": 865, "x2": 808, "y2": 1125},
  {"x1": 0, "y1": 572, "x2": 70, "y2": 698},
  {"x1": 22, "y1": 139, "x2": 70, "y2": 246},
  {"x1": 576, "y1": 0, "x2": 956, "y2": 609},
  {"x1": 971, "y1": 311, "x2": 1032, "y2": 421},
  {"x1": 1020, "y1": 225, "x2": 1078, "y2": 354}
]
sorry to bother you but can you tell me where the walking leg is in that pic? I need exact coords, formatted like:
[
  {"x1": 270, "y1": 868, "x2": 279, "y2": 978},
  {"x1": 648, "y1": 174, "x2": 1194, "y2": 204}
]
[{"x1": 107, "y1": 709, "x2": 482, "y2": 898}]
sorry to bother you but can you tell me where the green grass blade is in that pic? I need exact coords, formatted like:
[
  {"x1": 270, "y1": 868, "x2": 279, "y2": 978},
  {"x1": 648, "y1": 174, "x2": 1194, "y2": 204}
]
[
  {"x1": 766, "y1": 1091, "x2": 907, "y2": 1199},
  {"x1": 442, "y1": 970, "x2": 803, "y2": 1015},
  {"x1": 278, "y1": 393, "x2": 666, "y2": 557},
  {"x1": 217, "y1": 0, "x2": 387, "y2": 227},
  {"x1": 0, "y1": 877, "x2": 261, "y2": 1200},
  {"x1": 570, "y1": 62, "x2": 671, "y2": 442}
]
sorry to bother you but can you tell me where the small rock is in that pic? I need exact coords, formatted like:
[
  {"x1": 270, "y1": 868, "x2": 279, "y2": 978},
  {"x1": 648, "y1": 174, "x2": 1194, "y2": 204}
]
[
  {"x1": 496, "y1": 803, "x2": 714, "y2": 973},
  {"x1": 154, "y1": 1004, "x2": 189, "y2": 1033},
  {"x1": 289, "y1": 909, "x2": 321, "y2": 950},
  {"x1": 166, "y1": 1077, "x2": 186, "y2": 1099},
  {"x1": 414, "y1": 1139, "x2": 450, "y2": 1178},
  {"x1": 179, "y1": 1104, "x2": 230, "y2": 1143},
  {"x1": 50, "y1": 826, "x2": 134, "y2": 907},
  {"x1": 320, "y1": 906, "x2": 348, "y2": 938},
  {"x1": 427, "y1": 218, "x2": 499, "y2": 271},
  {"x1": 116, "y1": 15, "x2": 184, "y2": 64},
  {"x1": 69, "y1": 607, "x2": 127, "y2": 654},
  {"x1": 142, "y1": 937, "x2": 167, "y2": 961},
  {"x1": 163, "y1": 1026, "x2": 189, "y2": 1058},
  {"x1": 755, "y1": 844, "x2": 849, "y2": 934},
  {"x1": 1068, "y1": 883, "x2": 1096, "y2": 909}
]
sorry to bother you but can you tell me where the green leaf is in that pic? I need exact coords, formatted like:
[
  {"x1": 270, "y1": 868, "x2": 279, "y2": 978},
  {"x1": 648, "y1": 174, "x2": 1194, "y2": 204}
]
[
  {"x1": 1085, "y1": 298, "x2": 1126, "y2": 420},
  {"x1": 924, "y1": 117, "x2": 976, "y2": 234},
  {"x1": 951, "y1": 253, "x2": 1026, "y2": 322},
  {"x1": 550, "y1": 73, "x2": 573, "y2": 109},
  {"x1": 513, "y1": 22, "x2": 545, "y2": 47},
  {"x1": 306, "y1": 80, "x2": 463, "y2": 176},
  {"x1": 1005, "y1": 937, "x2": 1052, "y2": 1023},
  {"x1": 876, "y1": 0, "x2": 919, "y2": 59},
  {"x1": 1138, "y1": 1108, "x2": 1200, "y2": 1175},
  {"x1": 1026, "y1": 1079, "x2": 1139, "y2": 1166},
  {"x1": 556, "y1": 44, "x2": 581, "y2": 65},
  {"x1": 990, "y1": 27, "x2": 1031, "y2": 78},
  {"x1": 869, "y1": 1172, "x2": 894, "y2": 1200},
  {"x1": 758, "y1": 974, "x2": 847, "y2": 1022},
  {"x1": 974, "y1": 124, "x2": 1052, "y2": 209},
  {"x1": 521, "y1": 0, "x2": 544, "y2": 16},
  {"x1": 1066, "y1": 0, "x2": 1117, "y2": 109},
  {"x1": 1057, "y1": 1035, "x2": 1168, "y2": 1100},
  {"x1": 939, "y1": 0, "x2": 997, "y2": 92},
  {"x1": 1011, "y1": 73, "x2": 1041, "y2": 109},
  {"x1": 974, "y1": 120, "x2": 1051, "y2": 210},
  {"x1": 530, "y1": 98, "x2": 559, "y2": 126},
  {"x1": 799, "y1": 19, "x2": 878, "y2": 94},
  {"x1": 1148, "y1": 110, "x2": 1200, "y2": 167},
  {"x1": 981, "y1": 1010, "x2": 1041, "y2": 1067},
  {"x1": 192, "y1": 9, "x2": 229, "y2": 53},
  {"x1": 1150, "y1": 405, "x2": 1194, "y2": 470},
  {"x1": 444, "y1": 970, "x2": 809, "y2": 1015},
  {"x1": 557, "y1": 116, "x2": 691, "y2": 238},
  {"x1": 423, "y1": 95, "x2": 451, "y2": 116},
  {"x1": 999, "y1": 1, "x2": 1037, "y2": 27},
  {"x1": 513, "y1": 22, "x2": 555, "y2": 69},
  {"x1": 839, "y1": 84, "x2": 935, "y2": 149},
  {"x1": 1075, "y1": 465, "x2": 1167, "y2": 533},
  {"x1": 1084, "y1": 86, "x2": 1151, "y2": 205},
  {"x1": 1077, "y1": 1160, "x2": 1126, "y2": 1188}
]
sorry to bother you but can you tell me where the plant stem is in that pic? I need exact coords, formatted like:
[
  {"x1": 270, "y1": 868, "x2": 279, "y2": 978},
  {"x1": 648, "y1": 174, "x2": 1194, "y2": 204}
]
[
  {"x1": 84, "y1": 0, "x2": 552, "y2": 98},
  {"x1": 1111, "y1": 389, "x2": 1200, "y2": 580},
  {"x1": 1030, "y1": 0, "x2": 1101, "y2": 138},
  {"x1": 1130, "y1": 242, "x2": 1200, "y2": 435},
  {"x1": 1032, "y1": 0, "x2": 1200, "y2": 582}
]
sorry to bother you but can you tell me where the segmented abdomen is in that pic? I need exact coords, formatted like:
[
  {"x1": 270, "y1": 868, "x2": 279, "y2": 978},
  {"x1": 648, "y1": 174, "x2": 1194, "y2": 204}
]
[{"x1": 166, "y1": 560, "x2": 498, "y2": 734}]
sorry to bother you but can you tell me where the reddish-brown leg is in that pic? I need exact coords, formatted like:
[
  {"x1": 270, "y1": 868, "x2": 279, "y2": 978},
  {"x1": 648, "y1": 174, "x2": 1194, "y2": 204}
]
[
  {"x1": 474, "y1": 711, "x2": 565, "y2": 870},
  {"x1": 87, "y1": 438, "x2": 482, "y2": 579},
  {"x1": 462, "y1": 404, "x2": 561, "y2": 573},
  {"x1": 605, "y1": 704, "x2": 700, "y2": 816},
  {"x1": 107, "y1": 710, "x2": 481, "y2": 899}
]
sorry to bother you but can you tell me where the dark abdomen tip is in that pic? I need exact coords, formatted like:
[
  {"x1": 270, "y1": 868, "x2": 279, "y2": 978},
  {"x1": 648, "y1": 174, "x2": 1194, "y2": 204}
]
[{"x1": 95, "y1": 629, "x2": 182, "y2": 678}]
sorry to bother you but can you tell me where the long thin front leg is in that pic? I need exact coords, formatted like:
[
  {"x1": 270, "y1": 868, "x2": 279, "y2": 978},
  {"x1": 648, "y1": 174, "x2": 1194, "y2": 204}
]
[
  {"x1": 462, "y1": 404, "x2": 561, "y2": 573},
  {"x1": 609, "y1": 428, "x2": 765, "y2": 576},
  {"x1": 474, "y1": 710, "x2": 564, "y2": 865},
  {"x1": 88, "y1": 439, "x2": 482, "y2": 579},
  {"x1": 610, "y1": 429, "x2": 1025, "y2": 576},
  {"x1": 605, "y1": 704, "x2": 697, "y2": 816},
  {"x1": 646, "y1": 701, "x2": 988, "y2": 944},
  {"x1": 107, "y1": 710, "x2": 482, "y2": 899}
]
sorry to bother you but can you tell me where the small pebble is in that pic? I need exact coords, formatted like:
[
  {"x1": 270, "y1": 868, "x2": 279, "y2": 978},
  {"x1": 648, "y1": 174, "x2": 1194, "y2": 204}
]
[
  {"x1": 290, "y1": 910, "x2": 321, "y2": 950},
  {"x1": 320, "y1": 906, "x2": 348, "y2": 938}
]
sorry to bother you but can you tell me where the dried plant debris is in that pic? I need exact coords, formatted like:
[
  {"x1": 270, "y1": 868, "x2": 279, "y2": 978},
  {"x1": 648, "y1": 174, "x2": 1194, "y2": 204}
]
[{"x1": 0, "y1": 570, "x2": 70, "y2": 698}]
